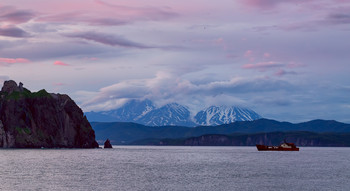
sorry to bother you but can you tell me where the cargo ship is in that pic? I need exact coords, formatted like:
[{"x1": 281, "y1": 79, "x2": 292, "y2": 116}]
[{"x1": 256, "y1": 140, "x2": 299, "y2": 151}]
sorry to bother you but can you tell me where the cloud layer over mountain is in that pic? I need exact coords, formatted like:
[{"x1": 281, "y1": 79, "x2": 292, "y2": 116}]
[{"x1": 0, "y1": 0, "x2": 349, "y2": 123}]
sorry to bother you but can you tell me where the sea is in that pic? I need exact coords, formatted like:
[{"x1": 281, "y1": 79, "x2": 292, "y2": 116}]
[{"x1": 0, "y1": 146, "x2": 349, "y2": 191}]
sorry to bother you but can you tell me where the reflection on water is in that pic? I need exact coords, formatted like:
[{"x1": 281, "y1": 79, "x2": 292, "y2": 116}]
[{"x1": 0, "y1": 146, "x2": 349, "y2": 190}]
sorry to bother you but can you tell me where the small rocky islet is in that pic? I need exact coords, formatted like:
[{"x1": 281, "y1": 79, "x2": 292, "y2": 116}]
[
  {"x1": 104, "y1": 139, "x2": 113, "y2": 148},
  {"x1": 0, "y1": 80, "x2": 99, "y2": 148}
]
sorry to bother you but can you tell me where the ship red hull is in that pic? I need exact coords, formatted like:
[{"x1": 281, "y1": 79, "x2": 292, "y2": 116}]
[{"x1": 256, "y1": 144, "x2": 299, "y2": 151}]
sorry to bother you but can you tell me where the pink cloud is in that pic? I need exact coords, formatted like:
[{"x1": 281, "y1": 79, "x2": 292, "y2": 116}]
[
  {"x1": 0, "y1": 57, "x2": 29, "y2": 63},
  {"x1": 54, "y1": 60, "x2": 69, "y2": 66},
  {"x1": 0, "y1": 57, "x2": 30, "y2": 66}
]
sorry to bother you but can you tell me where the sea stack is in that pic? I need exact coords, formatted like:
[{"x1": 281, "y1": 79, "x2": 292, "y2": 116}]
[
  {"x1": 104, "y1": 139, "x2": 113, "y2": 148},
  {"x1": 0, "y1": 80, "x2": 99, "y2": 148}
]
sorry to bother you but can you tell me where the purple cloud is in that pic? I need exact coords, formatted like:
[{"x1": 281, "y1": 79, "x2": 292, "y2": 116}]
[
  {"x1": 0, "y1": 6, "x2": 35, "y2": 24},
  {"x1": 326, "y1": 13, "x2": 350, "y2": 24},
  {"x1": 88, "y1": 18, "x2": 129, "y2": 26},
  {"x1": 239, "y1": 0, "x2": 308, "y2": 11},
  {"x1": 37, "y1": 12, "x2": 84, "y2": 23},
  {"x1": 242, "y1": 61, "x2": 284, "y2": 71},
  {"x1": 0, "y1": 26, "x2": 31, "y2": 38},
  {"x1": 38, "y1": 12, "x2": 129, "y2": 26},
  {"x1": 37, "y1": 1, "x2": 178, "y2": 26},
  {"x1": 0, "y1": 0, "x2": 349, "y2": 123},
  {"x1": 0, "y1": 40, "x2": 112, "y2": 61},
  {"x1": 274, "y1": 69, "x2": 297, "y2": 77},
  {"x1": 241, "y1": 0, "x2": 283, "y2": 9},
  {"x1": 253, "y1": 11, "x2": 350, "y2": 33},
  {"x1": 253, "y1": 97, "x2": 292, "y2": 106},
  {"x1": 64, "y1": 32, "x2": 152, "y2": 49},
  {"x1": 0, "y1": 6, "x2": 34, "y2": 38},
  {"x1": 82, "y1": 72, "x2": 295, "y2": 112},
  {"x1": 94, "y1": 0, "x2": 178, "y2": 21}
]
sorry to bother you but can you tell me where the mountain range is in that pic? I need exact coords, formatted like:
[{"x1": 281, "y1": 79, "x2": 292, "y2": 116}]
[
  {"x1": 85, "y1": 99, "x2": 261, "y2": 126},
  {"x1": 137, "y1": 132, "x2": 350, "y2": 147},
  {"x1": 91, "y1": 118, "x2": 350, "y2": 144}
]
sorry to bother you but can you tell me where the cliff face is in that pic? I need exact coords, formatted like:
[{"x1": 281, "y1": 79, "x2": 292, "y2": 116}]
[{"x1": 0, "y1": 80, "x2": 99, "y2": 148}]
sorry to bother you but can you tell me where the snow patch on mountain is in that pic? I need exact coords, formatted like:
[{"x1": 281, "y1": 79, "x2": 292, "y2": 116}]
[
  {"x1": 138, "y1": 103, "x2": 195, "y2": 126},
  {"x1": 194, "y1": 106, "x2": 261, "y2": 126}
]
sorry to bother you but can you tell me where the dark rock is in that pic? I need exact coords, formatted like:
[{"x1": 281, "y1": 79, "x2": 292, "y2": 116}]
[
  {"x1": 104, "y1": 139, "x2": 112, "y2": 148},
  {"x1": 19, "y1": 82, "x2": 24, "y2": 92},
  {"x1": 0, "y1": 80, "x2": 99, "y2": 148},
  {"x1": 1, "y1": 80, "x2": 20, "y2": 94}
]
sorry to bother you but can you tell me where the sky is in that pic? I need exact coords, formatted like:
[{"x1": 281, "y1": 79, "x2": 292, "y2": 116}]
[{"x1": 0, "y1": 0, "x2": 349, "y2": 123}]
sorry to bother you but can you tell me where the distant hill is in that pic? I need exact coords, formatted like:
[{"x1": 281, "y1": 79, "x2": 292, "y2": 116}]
[
  {"x1": 91, "y1": 122, "x2": 191, "y2": 144},
  {"x1": 86, "y1": 99, "x2": 261, "y2": 126},
  {"x1": 133, "y1": 132, "x2": 350, "y2": 147},
  {"x1": 92, "y1": 118, "x2": 350, "y2": 144},
  {"x1": 217, "y1": 118, "x2": 350, "y2": 133}
]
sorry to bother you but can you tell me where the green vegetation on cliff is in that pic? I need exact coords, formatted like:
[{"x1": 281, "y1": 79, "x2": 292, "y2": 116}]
[
  {"x1": 2, "y1": 88, "x2": 51, "y2": 100},
  {"x1": 0, "y1": 80, "x2": 99, "y2": 148}
]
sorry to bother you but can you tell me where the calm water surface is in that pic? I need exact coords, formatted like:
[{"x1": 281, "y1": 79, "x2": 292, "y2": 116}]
[{"x1": 0, "y1": 146, "x2": 349, "y2": 191}]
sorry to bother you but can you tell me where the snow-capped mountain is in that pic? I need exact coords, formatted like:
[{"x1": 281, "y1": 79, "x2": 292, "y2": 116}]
[
  {"x1": 138, "y1": 103, "x2": 195, "y2": 126},
  {"x1": 194, "y1": 106, "x2": 261, "y2": 126},
  {"x1": 85, "y1": 99, "x2": 156, "y2": 122},
  {"x1": 85, "y1": 100, "x2": 261, "y2": 126},
  {"x1": 86, "y1": 100, "x2": 194, "y2": 126}
]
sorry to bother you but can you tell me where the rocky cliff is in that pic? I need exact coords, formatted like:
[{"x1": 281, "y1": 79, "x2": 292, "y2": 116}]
[{"x1": 0, "y1": 80, "x2": 99, "y2": 148}]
